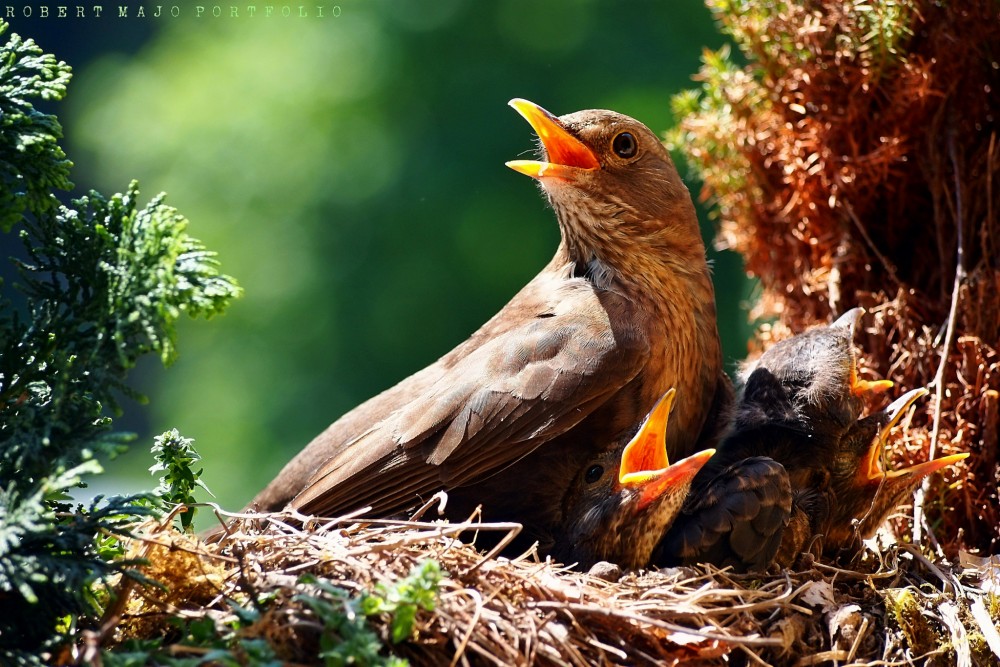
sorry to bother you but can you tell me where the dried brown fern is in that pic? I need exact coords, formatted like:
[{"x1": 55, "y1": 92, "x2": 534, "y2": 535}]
[{"x1": 673, "y1": 0, "x2": 1000, "y2": 553}]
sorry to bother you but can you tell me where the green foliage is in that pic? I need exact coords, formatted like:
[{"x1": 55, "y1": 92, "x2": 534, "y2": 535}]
[
  {"x1": 147, "y1": 429, "x2": 214, "y2": 531},
  {"x1": 361, "y1": 560, "x2": 442, "y2": 645},
  {"x1": 104, "y1": 614, "x2": 283, "y2": 667},
  {"x1": 99, "y1": 562, "x2": 441, "y2": 666},
  {"x1": 885, "y1": 588, "x2": 945, "y2": 657},
  {"x1": 0, "y1": 18, "x2": 239, "y2": 660},
  {"x1": 668, "y1": 1, "x2": 916, "y2": 234},
  {"x1": 853, "y1": 1, "x2": 914, "y2": 70},
  {"x1": 0, "y1": 21, "x2": 72, "y2": 232},
  {"x1": 296, "y1": 560, "x2": 442, "y2": 667},
  {"x1": 705, "y1": 0, "x2": 812, "y2": 71},
  {"x1": 666, "y1": 44, "x2": 765, "y2": 229},
  {"x1": 702, "y1": 0, "x2": 913, "y2": 79},
  {"x1": 297, "y1": 581, "x2": 405, "y2": 667}
]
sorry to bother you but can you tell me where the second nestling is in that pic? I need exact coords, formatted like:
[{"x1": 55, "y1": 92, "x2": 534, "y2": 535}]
[{"x1": 655, "y1": 309, "x2": 968, "y2": 572}]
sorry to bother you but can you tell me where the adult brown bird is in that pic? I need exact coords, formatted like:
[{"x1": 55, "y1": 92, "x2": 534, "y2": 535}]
[
  {"x1": 549, "y1": 389, "x2": 716, "y2": 570},
  {"x1": 249, "y1": 99, "x2": 729, "y2": 524},
  {"x1": 654, "y1": 308, "x2": 894, "y2": 571}
]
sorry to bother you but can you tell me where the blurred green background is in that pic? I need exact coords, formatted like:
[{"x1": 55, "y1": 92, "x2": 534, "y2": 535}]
[{"x1": 6, "y1": 0, "x2": 753, "y2": 522}]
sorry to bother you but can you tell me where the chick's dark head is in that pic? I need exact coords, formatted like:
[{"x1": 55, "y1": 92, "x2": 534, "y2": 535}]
[
  {"x1": 739, "y1": 308, "x2": 893, "y2": 435},
  {"x1": 550, "y1": 390, "x2": 715, "y2": 570},
  {"x1": 824, "y1": 388, "x2": 969, "y2": 556}
]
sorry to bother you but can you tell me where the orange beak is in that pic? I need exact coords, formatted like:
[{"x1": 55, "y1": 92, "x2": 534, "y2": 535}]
[
  {"x1": 850, "y1": 364, "x2": 894, "y2": 397},
  {"x1": 859, "y1": 387, "x2": 969, "y2": 482},
  {"x1": 832, "y1": 308, "x2": 893, "y2": 397},
  {"x1": 893, "y1": 452, "x2": 970, "y2": 478},
  {"x1": 617, "y1": 389, "x2": 715, "y2": 512},
  {"x1": 505, "y1": 98, "x2": 600, "y2": 181}
]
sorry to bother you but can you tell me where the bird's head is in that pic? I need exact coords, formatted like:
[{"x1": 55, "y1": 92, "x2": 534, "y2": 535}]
[
  {"x1": 505, "y1": 99, "x2": 701, "y2": 280},
  {"x1": 552, "y1": 389, "x2": 715, "y2": 570},
  {"x1": 741, "y1": 307, "x2": 893, "y2": 432},
  {"x1": 826, "y1": 386, "x2": 969, "y2": 551}
]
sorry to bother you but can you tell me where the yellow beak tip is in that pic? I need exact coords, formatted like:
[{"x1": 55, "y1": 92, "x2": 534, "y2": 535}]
[{"x1": 505, "y1": 160, "x2": 546, "y2": 178}]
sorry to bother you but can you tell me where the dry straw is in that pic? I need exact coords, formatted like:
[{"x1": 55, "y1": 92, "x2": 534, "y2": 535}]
[{"x1": 94, "y1": 502, "x2": 999, "y2": 666}]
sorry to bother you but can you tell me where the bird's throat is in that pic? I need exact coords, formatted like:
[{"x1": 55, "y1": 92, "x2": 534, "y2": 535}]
[{"x1": 573, "y1": 257, "x2": 616, "y2": 290}]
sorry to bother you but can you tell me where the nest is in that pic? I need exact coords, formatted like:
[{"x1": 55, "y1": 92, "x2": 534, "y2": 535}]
[
  {"x1": 675, "y1": 0, "x2": 1000, "y2": 553},
  {"x1": 87, "y1": 505, "x2": 1000, "y2": 666}
]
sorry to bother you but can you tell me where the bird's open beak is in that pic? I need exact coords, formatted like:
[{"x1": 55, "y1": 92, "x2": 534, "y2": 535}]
[
  {"x1": 850, "y1": 365, "x2": 894, "y2": 397},
  {"x1": 859, "y1": 387, "x2": 969, "y2": 481},
  {"x1": 893, "y1": 451, "x2": 970, "y2": 478},
  {"x1": 505, "y1": 98, "x2": 600, "y2": 181},
  {"x1": 619, "y1": 389, "x2": 676, "y2": 484},
  {"x1": 617, "y1": 389, "x2": 715, "y2": 512},
  {"x1": 630, "y1": 448, "x2": 716, "y2": 513},
  {"x1": 834, "y1": 308, "x2": 894, "y2": 397}
]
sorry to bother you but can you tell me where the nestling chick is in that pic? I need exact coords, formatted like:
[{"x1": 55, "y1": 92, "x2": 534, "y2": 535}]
[
  {"x1": 820, "y1": 387, "x2": 970, "y2": 558},
  {"x1": 655, "y1": 308, "x2": 896, "y2": 572},
  {"x1": 551, "y1": 390, "x2": 715, "y2": 570}
]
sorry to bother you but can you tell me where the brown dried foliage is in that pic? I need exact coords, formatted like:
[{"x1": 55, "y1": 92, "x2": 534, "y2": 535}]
[
  {"x1": 97, "y1": 509, "x2": 1000, "y2": 666},
  {"x1": 680, "y1": 0, "x2": 1000, "y2": 552}
]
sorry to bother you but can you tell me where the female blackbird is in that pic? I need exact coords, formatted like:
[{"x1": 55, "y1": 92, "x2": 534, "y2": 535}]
[
  {"x1": 548, "y1": 390, "x2": 716, "y2": 570},
  {"x1": 249, "y1": 100, "x2": 729, "y2": 526}
]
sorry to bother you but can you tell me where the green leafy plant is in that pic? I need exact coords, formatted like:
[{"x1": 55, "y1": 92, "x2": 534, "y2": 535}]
[
  {"x1": 296, "y1": 560, "x2": 443, "y2": 667},
  {"x1": 0, "y1": 19, "x2": 240, "y2": 662},
  {"x1": 98, "y1": 562, "x2": 442, "y2": 666},
  {"x1": 361, "y1": 560, "x2": 442, "y2": 645},
  {"x1": 148, "y1": 429, "x2": 214, "y2": 532},
  {"x1": 0, "y1": 24, "x2": 72, "y2": 233},
  {"x1": 104, "y1": 614, "x2": 283, "y2": 667}
]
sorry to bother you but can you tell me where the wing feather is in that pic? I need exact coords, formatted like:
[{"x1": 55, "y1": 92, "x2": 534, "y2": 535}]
[
  {"x1": 656, "y1": 456, "x2": 793, "y2": 572},
  {"x1": 290, "y1": 283, "x2": 648, "y2": 517}
]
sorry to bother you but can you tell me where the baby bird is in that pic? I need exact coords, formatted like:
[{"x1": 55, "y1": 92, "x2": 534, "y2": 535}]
[
  {"x1": 819, "y1": 387, "x2": 970, "y2": 558},
  {"x1": 550, "y1": 389, "x2": 716, "y2": 570},
  {"x1": 655, "y1": 308, "x2": 894, "y2": 571}
]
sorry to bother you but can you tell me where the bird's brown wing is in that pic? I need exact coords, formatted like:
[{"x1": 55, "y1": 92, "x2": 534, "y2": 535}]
[
  {"x1": 655, "y1": 457, "x2": 792, "y2": 572},
  {"x1": 772, "y1": 494, "x2": 819, "y2": 567},
  {"x1": 290, "y1": 285, "x2": 650, "y2": 518}
]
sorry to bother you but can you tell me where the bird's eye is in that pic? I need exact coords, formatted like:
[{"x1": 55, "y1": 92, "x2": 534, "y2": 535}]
[
  {"x1": 611, "y1": 132, "x2": 638, "y2": 159},
  {"x1": 584, "y1": 464, "x2": 604, "y2": 484}
]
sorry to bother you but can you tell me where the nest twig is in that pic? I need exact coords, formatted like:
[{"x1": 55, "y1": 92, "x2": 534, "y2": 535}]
[{"x1": 99, "y1": 505, "x2": 1000, "y2": 666}]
